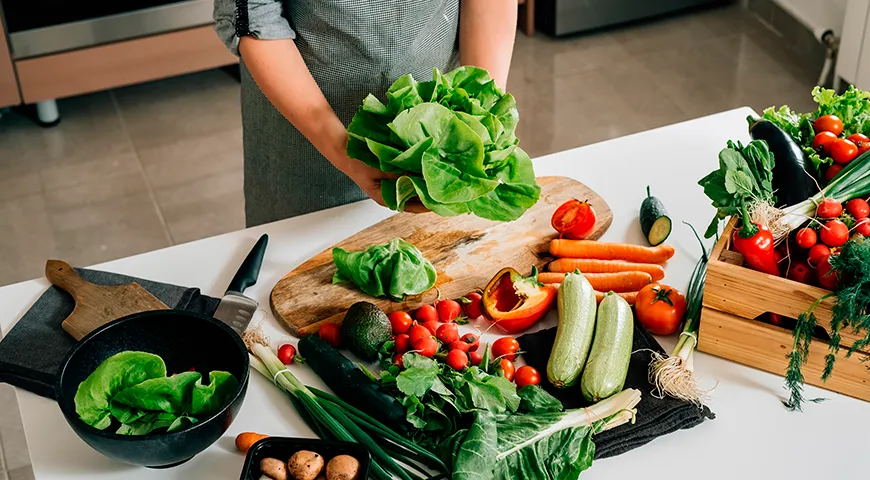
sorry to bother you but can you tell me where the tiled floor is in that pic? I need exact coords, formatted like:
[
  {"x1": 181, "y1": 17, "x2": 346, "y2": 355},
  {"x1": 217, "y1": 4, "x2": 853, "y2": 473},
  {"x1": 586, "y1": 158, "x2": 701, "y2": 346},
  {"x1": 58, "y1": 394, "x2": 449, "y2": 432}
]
[{"x1": 0, "y1": 3, "x2": 822, "y2": 477}]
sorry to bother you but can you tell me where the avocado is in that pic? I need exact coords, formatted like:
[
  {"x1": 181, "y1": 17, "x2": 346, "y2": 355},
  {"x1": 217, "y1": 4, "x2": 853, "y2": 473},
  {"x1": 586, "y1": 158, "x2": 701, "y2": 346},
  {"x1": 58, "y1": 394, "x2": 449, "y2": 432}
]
[{"x1": 341, "y1": 301, "x2": 391, "y2": 361}]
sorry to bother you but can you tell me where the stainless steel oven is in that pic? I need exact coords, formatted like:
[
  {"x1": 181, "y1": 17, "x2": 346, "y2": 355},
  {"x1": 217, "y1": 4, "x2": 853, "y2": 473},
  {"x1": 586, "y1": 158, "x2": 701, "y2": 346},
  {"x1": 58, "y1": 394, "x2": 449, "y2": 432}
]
[{"x1": 1, "y1": 0, "x2": 214, "y2": 59}]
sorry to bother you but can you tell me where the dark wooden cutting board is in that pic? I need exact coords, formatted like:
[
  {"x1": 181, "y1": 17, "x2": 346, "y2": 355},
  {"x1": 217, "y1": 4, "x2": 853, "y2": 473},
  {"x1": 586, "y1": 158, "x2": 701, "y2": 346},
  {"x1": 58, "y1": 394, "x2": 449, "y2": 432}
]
[{"x1": 270, "y1": 176, "x2": 612, "y2": 336}]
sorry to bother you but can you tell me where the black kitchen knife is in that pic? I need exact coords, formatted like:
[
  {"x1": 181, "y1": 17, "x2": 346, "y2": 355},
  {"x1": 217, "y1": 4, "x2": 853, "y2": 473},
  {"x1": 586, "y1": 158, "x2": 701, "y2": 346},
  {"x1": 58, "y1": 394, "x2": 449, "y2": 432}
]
[{"x1": 213, "y1": 234, "x2": 269, "y2": 335}]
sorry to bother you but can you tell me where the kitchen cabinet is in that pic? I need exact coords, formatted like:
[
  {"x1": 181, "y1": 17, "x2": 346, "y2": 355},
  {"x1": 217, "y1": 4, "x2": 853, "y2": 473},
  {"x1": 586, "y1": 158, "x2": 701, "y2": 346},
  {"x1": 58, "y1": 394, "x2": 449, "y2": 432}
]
[
  {"x1": 837, "y1": 0, "x2": 870, "y2": 87},
  {"x1": 0, "y1": 16, "x2": 20, "y2": 109}
]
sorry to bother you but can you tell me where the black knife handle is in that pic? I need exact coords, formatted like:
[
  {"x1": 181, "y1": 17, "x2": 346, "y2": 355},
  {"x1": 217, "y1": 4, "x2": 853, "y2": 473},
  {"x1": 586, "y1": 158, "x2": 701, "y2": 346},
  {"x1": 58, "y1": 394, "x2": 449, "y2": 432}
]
[{"x1": 227, "y1": 234, "x2": 269, "y2": 294}]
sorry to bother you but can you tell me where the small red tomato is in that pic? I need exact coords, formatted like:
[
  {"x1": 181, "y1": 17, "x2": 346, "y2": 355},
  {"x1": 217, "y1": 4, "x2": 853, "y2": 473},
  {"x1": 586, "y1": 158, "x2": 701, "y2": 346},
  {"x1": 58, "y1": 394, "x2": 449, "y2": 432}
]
[
  {"x1": 795, "y1": 227, "x2": 817, "y2": 249},
  {"x1": 817, "y1": 198, "x2": 844, "y2": 219},
  {"x1": 435, "y1": 298, "x2": 462, "y2": 323},
  {"x1": 408, "y1": 325, "x2": 431, "y2": 345},
  {"x1": 394, "y1": 334, "x2": 411, "y2": 355},
  {"x1": 448, "y1": 339, "x2": 471, "y2": 352},
  {"x1": 514, "y1": 366, "x2": 541, "y2": 388},
  {"x1": 786, "y1": 261, "x2": 815, "y2": 285},
  {"x1": 814, "y1": 114, "x2": 844, "y2": 136},
  {"x1": 820, "y1": 219, "x2": 849, "y2": 247},
  {"x1": 412, "y1": 337, "x2": 438, "y2": 357},
  {"x1": 813, "y1": 131, "x2": 838, "y2": 156},
  {"x1": 388, "y1": 311, "x2": 413, "y2": 335},
  {"x1": 491, "y1": 337, "x2": 520, "y2": 362},
  {"x1": 445, "y1": 349, "x2": 469, "y2": 371},
  {"x1": 415, "y1": 305, "x2": 439, "y2": 323},
  {"x1": 277, "y1": 344, "x2": 296, "y2": 365},
  {"x1": 825, "y1": 164, "x2": 844, "y2": 183},
  {"x1": 421, "y1": 319, "x2": 440, "y2": 336},
  {"x1": 848, "y1": 133, "x2": 870, "y2": 147},
  {"x1": 846, "y1": 198, "x2": 870, "y2": 219},
  {"x1": 551, "y1": 199, "x2": 597, "y2": 239},
  {"x1": 861, "y1": 142, "x2": 870, "y2": 155},
  {"x1": 497, "y1": 359, "x2": 516, "y2": 382},
  {"x1": 831, "y1": 138, "x2": 859, "y2": 165},
  {"x1": 460, "y1": 333, "x2": 480, "y2": 352},
  {"x1": 436, "y1": 322, "x2": 459, "y2": 344},
  {"x1": 460, "y1": 292, "x2": 484, "y2": 319},
  {"x1": 768, "y1": 313, "x2": 784, "y2": 327},
  {"x1": 469, "y1": 350, "x2": 483, "y2": 366},
  {"x1": 856, "y1": 218, "x2": 870, "y2": 237},
  {"x1": 319, "y1": 323, "x2": 341, "y2": 348},
  {"x1": 393, "y1": 354, "x2": 404, "y2": 368},
  {"x1": 816, "y1": 255, "x2": 840, "y2": 290},
  {"x1": 808, "y1": 244, "x2": 832, "y2": 268}
]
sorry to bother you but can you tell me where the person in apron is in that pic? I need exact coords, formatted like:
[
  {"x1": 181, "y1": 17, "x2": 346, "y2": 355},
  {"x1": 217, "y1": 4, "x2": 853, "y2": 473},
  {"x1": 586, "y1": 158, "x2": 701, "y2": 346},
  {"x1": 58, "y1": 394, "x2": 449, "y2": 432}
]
[{"x1": 214, "y1": 0, "x2": 518, "y2": 227}]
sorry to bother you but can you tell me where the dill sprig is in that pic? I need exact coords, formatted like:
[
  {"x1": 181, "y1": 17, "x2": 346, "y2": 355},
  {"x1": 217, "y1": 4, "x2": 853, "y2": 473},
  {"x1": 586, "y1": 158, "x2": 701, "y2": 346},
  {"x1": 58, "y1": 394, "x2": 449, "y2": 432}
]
[{"x1": 784, "y1": 309, "x2": 824, "y2": 411}]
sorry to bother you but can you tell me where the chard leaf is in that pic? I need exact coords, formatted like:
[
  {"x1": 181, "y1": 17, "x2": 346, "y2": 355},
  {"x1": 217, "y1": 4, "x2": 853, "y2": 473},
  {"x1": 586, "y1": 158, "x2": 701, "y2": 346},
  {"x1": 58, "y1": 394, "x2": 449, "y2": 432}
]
[
  {"x1": 518, "y1": 385, "x2": 563, "y2": 413},
  {"x1": 452, "y1": 412, "x2": 498, "y2": 480}
]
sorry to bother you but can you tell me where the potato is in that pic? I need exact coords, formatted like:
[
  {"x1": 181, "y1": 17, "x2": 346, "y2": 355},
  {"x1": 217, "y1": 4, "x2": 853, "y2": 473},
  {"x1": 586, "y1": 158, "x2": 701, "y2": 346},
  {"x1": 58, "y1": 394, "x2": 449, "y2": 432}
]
[
  {"x1": 326, "y1": 455, "x2": 360, "y2": 480},
  {"x1": 287, "y1": 450, "x2": 324, "y2": 480},
  {"x1": 260, "y1": 457, "x2": 288, "y2": 480}
]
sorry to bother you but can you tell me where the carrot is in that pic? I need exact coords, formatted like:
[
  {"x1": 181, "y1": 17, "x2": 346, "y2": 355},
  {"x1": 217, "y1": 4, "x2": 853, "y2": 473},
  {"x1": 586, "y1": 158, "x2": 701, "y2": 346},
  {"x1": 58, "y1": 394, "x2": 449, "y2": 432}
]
[
  {"x1": 596, "y1": 291, "x2": 638, "y2": 305},
  {"x1": 550, "y1": 239, "x2": 675, "y2": 264},
  {"x1": 540, "y1": 271, "x2": 651, "y2": 292},
  {"x1": 235, "y1": 432, "x2": 269, "y2": 453},
  {"x1": 546, "y1": 258, "x2": 665, "y2": 281}
]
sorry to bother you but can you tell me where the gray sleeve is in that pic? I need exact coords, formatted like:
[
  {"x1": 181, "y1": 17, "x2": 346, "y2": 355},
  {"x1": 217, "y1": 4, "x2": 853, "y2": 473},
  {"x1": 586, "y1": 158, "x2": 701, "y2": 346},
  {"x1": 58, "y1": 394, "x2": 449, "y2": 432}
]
[{"x1": 213, "y1": 0, "x2": 297, "y2": 56}]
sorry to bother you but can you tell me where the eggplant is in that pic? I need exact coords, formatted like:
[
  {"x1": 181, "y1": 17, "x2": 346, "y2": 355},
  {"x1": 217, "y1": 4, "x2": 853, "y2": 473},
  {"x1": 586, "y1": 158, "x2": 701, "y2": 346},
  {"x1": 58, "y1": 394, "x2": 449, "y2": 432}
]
[{"x1": 749, "y1": 119, "x2": 817, "y2": 207}]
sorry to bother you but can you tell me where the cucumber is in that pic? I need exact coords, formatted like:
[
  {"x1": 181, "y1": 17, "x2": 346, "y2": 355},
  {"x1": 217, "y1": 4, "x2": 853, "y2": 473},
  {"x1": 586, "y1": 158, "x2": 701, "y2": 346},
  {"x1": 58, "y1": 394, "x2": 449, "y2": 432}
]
[
  {"x1": 546, "y1": 271, "x2": 597, "y2": 389},
  {"x1": 640, "y1": 186, "x2": 672, "y2": 246},
  {"x1": 581, "y1": 292, "x2": 634, "y2": 402}
]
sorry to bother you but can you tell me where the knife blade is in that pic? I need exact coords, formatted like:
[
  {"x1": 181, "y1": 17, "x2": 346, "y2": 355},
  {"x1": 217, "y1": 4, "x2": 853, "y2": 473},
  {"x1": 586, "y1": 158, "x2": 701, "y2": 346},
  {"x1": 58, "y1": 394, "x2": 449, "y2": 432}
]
[{"x1": 213, "y1": 234, "x2": 269, "y2": 335}]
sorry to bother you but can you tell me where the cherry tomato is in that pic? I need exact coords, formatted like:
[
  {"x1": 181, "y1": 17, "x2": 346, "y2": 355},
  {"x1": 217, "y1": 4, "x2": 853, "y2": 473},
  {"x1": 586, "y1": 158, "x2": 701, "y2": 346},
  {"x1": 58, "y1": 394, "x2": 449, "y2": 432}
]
[
  {"x1": 388, "y1": 311, "x2": 413, "y2": 335},
  {"x1": 816, "y1": 198, "x2": 843, "y2": 219},
  {"x1": 277, "y1": 344, "x2": 296, "y2": 365},
  {"x1": 393, "y1": 354, "x2": 404, "y2": 368},
  {"x1": 514, "y1": 366, "x2": 541, "y2": 388},
  {"x1": 551, "y1": 199, "x2": 597, "y2": 239},
  {"x1": 445, "y1": 349, "x2": 469, "y2": 371},
  {"x1": 319, "y1": 323, "x2": 341, "y2": 348},
  {"x1": 816, "y1": 255, "x2": 840, "y2": 290},
  {"x1": 814, "y1": 114, "x2": 844, "y2": 136},
  {"x1": 807, "y1": 244, "x2": 832, "y2": 268},
  {"x1": 846, "y1": 198, "x2": 870, "y2": 219},
  {"x1": 848, "y1": 133, "x2": 870, "y2": 147},
  {"x1": 491, "y1": 337, "x2": 520, "y2": 361},
  {"x1": 461, "y1": 292, "x2": 484, "y2": 319},
  {"x1": 415, "y1": 305, "x2": 439, "y2": 323},
  {"x1": 469, "y1": 351, "x2": 483, "y2": 366},
  {"x1": 435, "y1": 299, "x2": 462, "y2": 322},
  {"x1": 412, "y1": 337, "x2": 438, "y2": 357},
  {"x1": 635, "y1": 284, "x2": 687, "y2": 336},
  {"x1": 408, "y1": 325, "x2": 431, "y2": 345},
  {"x1": 786, "y1": 261, "x2": 815, "y2": 285},
  {"x1": 856, "y1": 218, "x2": 870, "y2": 237},
  {"x1": 394, "y1": 334, "x2": 411, "y2": 355},
  {"x1": 497, "y1": 359, "x2": 516, "y2": 382},
  {"x1": 421, "y1": 319, "x2": 440, "y2": 336},
  {"x1": 813, "y1": 131, "x2": 838, "y2": 156},
  {"x1": 831, "y1": 138, "x2": 859, "y2": 165},
  {"x1": 436, "y1": 322, "x2": 459, "y2": 344},
  {"x1": 795, "y1": 227, "x2": 817, "y2": 249},
  {"x1": 861, "y1": 142, "x2": 870, "y2": 155},
  {"x1": 767, "y1": 313, "x2": 785, "y2": 327},
  {"x1": 820, "y1": 219, "x2": 849, "y2": 247},
  {"x1": 825, "y1": 164, "x2": 844, "y2": 183},
  {"x1": 448, "y1": 339, "x2": 470, "y2": 352},
  {"x1": 460, "y1": 333, "x2": 480, "y2": 352}
]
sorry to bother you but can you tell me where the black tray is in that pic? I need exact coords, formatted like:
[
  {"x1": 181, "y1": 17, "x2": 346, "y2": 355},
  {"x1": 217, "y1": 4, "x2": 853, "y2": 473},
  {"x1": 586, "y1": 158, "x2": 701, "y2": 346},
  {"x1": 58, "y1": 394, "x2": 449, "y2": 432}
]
[{"x1": 240, "y1": 437, "x2": 372, "y2": 480}]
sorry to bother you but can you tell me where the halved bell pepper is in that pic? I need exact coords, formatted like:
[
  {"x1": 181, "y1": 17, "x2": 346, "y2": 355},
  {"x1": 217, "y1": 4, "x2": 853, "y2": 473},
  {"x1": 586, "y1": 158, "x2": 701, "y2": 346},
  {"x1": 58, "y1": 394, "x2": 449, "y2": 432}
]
[{"x1": 482, "y1": 267, "x2": 557, "y2": 334}]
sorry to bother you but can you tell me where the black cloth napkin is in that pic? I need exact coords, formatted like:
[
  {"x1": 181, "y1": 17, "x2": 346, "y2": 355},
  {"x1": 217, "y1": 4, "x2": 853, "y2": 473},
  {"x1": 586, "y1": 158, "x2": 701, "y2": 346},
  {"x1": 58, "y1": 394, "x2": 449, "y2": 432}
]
[
  {"x1": 517, "y1": 323, "x2": 715, "y2": 459},
  {"x1": 0, "y1": 268, "x2": 220, "y2": 399}
]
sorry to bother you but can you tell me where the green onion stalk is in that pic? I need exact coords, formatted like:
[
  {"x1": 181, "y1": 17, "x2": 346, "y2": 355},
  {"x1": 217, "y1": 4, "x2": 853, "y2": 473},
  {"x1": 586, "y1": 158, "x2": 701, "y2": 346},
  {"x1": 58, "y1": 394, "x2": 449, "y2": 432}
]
[
  {"x1": 648, "y1": 224, "x2": 711, "y2": 405},
  {"x1": 243, "y1": 330, "x2": 447, "y2": 480}
]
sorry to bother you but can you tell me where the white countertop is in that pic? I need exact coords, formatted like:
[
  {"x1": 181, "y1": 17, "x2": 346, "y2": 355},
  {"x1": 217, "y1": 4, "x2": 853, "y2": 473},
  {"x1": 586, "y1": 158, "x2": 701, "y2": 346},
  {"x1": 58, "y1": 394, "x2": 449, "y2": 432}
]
[{"x1": 1, "y1": 107, "x2": 866, "y2": 479}]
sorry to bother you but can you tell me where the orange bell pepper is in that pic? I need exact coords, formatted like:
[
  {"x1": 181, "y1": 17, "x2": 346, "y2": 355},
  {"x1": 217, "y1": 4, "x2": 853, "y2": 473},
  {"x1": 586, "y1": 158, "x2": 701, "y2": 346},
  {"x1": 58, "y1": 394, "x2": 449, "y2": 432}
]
[{"x1": 482, "y1": 267, "x2": 557, "y2": 334}]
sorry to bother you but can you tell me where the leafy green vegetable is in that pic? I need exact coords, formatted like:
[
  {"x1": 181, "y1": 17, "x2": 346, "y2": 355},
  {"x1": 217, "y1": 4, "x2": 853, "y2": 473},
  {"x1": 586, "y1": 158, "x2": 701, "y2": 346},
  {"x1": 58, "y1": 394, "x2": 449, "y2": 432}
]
[
  {"x1": 346, "y1": 66, "x2": 541, "y2": 222},
  {"x1": 517, "y1": 385, "x2": 563, "y2": 413},
  {"x1": 332, "y1": 238, "x2": 436, "y2": 301}
]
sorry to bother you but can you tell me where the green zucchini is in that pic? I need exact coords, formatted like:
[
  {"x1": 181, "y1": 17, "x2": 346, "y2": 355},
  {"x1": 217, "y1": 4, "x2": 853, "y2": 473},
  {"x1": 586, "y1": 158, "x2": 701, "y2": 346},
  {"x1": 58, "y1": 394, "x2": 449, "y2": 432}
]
[
  {"x1": 639, "y1": 186, "x2": 672, "y2": 246},
  {"x1": 546, "y1": 271, "x2": 597, "y2": 389},
  {"x1": 580, "y1": 292, "x2": 634, "y2": 402},
  {"x1": 297, "y1": 335, "x2": 410, "y2": 434}
]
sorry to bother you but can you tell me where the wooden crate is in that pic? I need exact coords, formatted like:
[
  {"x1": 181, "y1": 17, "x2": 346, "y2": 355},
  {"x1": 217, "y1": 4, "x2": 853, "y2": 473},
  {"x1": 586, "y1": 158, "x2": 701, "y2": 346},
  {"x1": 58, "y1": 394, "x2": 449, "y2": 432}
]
[{"x1": 698, "y1": 218, "x2": 870, "y2": 402}]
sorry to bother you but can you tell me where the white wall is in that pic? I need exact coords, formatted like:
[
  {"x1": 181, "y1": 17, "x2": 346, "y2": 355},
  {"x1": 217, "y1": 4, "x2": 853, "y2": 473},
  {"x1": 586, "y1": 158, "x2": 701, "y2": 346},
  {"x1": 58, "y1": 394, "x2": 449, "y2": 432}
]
[{"x1": 771, "y1": 0, "x2": 847, "y2": 37}]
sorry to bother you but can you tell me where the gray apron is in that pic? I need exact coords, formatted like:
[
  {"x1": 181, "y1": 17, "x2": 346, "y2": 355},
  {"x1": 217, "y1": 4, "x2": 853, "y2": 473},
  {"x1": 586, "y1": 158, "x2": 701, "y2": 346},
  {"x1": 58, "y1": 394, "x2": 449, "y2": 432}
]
[{"x1": 241, "y1": 0, "x2": 460, "y2": 227}]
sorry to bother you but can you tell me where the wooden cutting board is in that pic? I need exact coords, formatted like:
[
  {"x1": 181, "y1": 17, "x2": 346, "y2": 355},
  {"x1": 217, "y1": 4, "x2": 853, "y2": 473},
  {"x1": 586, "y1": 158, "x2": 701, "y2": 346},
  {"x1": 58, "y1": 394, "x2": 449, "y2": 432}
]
[{"x1": 271, "y1": 176, "x2": 612, "y2": 336}]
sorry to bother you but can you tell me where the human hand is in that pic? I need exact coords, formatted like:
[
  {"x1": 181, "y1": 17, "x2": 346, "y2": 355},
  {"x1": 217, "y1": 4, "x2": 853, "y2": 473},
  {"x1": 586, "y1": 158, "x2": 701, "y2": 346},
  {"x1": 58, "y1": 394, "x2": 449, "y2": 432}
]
[{"x1": 343, "y1": 158, "x2": 429, "y2": 214}]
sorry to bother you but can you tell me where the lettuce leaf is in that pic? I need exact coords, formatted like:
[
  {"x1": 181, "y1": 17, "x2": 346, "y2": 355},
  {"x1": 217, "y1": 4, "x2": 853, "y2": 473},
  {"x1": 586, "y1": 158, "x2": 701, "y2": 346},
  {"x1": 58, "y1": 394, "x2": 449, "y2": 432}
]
[{"x1": 332, "y1": 238, "x2": 436, "y2": 301}]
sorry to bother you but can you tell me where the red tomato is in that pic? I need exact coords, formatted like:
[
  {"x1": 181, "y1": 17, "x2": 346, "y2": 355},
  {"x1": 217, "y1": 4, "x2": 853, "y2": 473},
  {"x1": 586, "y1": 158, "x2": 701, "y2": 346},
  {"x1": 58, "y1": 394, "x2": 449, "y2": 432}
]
[
  {"x1": 813, "y1": 131, "x2": 838, "y2": 156},
  {"x1": 514, "y1": 366, "x2": 541, "y2": 388},
  {"x1": 820, "y1": 219, "x2": 849, "y2": 247},
  {"x1": 814, "y1": 114, "x2": 844, "y2": 136},
  {"x1": 277, "y1": 344, "x2": 296, "y2": 365},
  {"x1": 816, "y1": 198, "x2": 843, "y2": 219},
  {"x1": 415, "y1": 305, "x2": 439, "y2": 323},
  {"x1": 807, "y1": 244, "x2": 832, "y2": 268},
  {"x1": 825, "y1": 164, "x2": 844, "y2": 183},
  {"x1": 421, "y1": 320, "x2": 440, "y2": 336},
  {"x1": 831, "y1": 138, "x2": 859, "y2": 165},
  {"x1": 394, "y1": 334, "x2": 411, "y2": 355},
  {"x1": 635, "y1": 284, "x2": 687, "y2": 336},
  {"x1": 491, "y1": 337, "x2": 520, "y2": 361},
  {"x1": 448, "y1": 339, "x2": 470, "y2": 352},
  {"x1": 435, "y1": 299, "x2": 461, "y2": 323},
  {"x1": 816, "y1": 256, "x2": 840, "y2": 290},
  {"x1": 412, "y1": 337, "x2": 438, "y2": 357},
  {"x1": 319, "y1": 323, "x2": 341, "y2": 348},
  {"x1": 795, "y1": 227, "x2": 817, "y2": 249},
  {"x1": 408, "y1": 325, "x2": 431, "y2": 345},
  {"x1": 435, "y1": 323, "x2": 459, "y2": 344},
  {"x1": 461, "y1": 292, "x2": 484, "y2": 319},
  {"x1": 497, "y1": 359, "x2": 516, "y2": 382},
  {"x1": 469, "y1": 351, "x2": 483, "y2": 366},
  {"x1": 393, "y1": 354, "x2": 404, "y2": 368},
  {"x1": 848, "y1": 133, "x2": 870, "y2": 147},
  {"x1": 445, "y1": 349, "x2": 469, "y2": 371},
  {"x1": 846, "y1": 198, "x2": 870, "y2": 219},
  {"x1": 768, "y1": 313, "x2": 785, "y2": 327},
  {"x1": 856, "y1": 218, "x2": 870, "y2": 237},
  {"x1": 388, "y1": 311, "x2": 413, "y2": 335},
  {"x1": 551, "y1": 200, "x2": 597, "y2": 239},
  {"x1": 861, "y1": 143, "x2": 870, "y2": 155},
  {"x1": 460, "y1": 333, "x2": 480, "y2": 352},
  {"x1": 786, "y1": 261, "x2": 815, "y2": 285}
]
